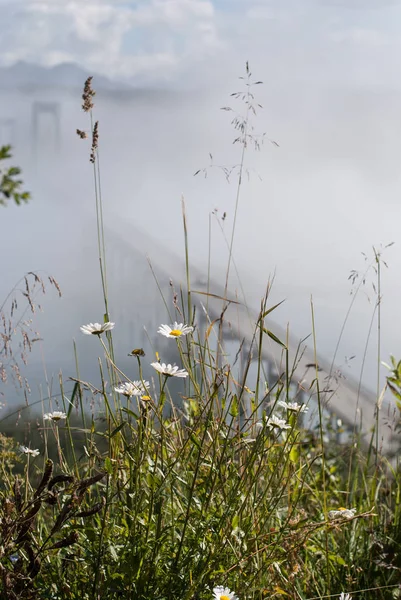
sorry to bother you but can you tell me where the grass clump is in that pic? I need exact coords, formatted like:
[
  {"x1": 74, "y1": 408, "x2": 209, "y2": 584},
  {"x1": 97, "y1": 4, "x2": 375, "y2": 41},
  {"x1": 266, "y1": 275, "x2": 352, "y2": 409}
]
[
  {"x1": 0, "y1": 317, "x2": 400, "y2": 599},
  {"x1": 0, "y1": 69, "x2": 401, "y2": 600}
]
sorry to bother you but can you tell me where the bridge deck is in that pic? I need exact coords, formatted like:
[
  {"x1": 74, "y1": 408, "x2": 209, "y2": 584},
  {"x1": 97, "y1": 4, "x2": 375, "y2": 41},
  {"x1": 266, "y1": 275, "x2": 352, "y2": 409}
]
[
  {"x1": 106, "y1": 221, "x2": 397, "y2": 456},
  {"x1": 199, "y1": 292, "x2": 396, "y2": 455}
]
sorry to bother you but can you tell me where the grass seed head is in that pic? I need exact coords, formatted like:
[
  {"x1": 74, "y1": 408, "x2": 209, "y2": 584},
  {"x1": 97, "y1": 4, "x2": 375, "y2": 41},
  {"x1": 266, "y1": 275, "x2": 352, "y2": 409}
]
[{"x1": 82, "y1": 76, "x2": 95, "y2": 112}]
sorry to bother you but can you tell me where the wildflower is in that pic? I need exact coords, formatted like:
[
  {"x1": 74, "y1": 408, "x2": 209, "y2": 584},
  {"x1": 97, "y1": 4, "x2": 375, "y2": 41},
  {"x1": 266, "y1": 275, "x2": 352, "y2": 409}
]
[
  {"x1": 339, "y1": 594, "x2": 352, "y2": 600},
  {"x1": 328, "y1": 508, "x2": 356, "y2": 520},
  {"x1": 114, "y1": 381, "x2": 150, "y2": 398},
  {"x1": 19, "y1": 446, "x2": 40, "y2": 457},
  {"x1": 43, "y1": 411, "x2": 67, "y2": 422},
  {"x1": 151, "y1": 362, "x2": 188, "y2": 378},
  {"x1": 213, "y1": 586, "x2": 239, "y2": 600},
  {"x1": 278, "y1": 400, "x2": 309, "y2": 413},
  {"x1": 80, "y1": 322, "x2": 115, "y2": 335},
  {"x1": 266, "y1": 414, "x2": 291, "y2": 430},
  {"x1": 158, "y1": 322, "x2": 194, "y2": 339}
]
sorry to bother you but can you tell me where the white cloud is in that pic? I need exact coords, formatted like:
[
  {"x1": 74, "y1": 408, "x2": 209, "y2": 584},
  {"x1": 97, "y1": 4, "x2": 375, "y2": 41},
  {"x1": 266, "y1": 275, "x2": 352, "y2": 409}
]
[
  {"x1": 317, "y1": 0, "x2": 399, "y2": 8},
  {"x1": 329, "y1": 27, "x2": 388, "y2": 46},
  {"x1": 1, "y1": 0, "x2": 401, "y2": 89},
  {"x1": 0, "y1": 0, "x2": 221, "y2": 81},
  {"x1": 246, "y1": 7, "x2": 275, "y2": 19}
]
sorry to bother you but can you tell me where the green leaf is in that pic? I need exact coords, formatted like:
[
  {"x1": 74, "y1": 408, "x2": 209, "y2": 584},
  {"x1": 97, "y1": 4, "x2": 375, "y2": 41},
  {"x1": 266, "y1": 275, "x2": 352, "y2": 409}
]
[
  {"x1": 261, "y1": 300, "x2": 285, "y2": 319},
  {"x1": 190, "y1": 434, "x2": 201, "y2": 448},
  {"x1": 110, "y1": 422, "x2": 126, "y2": 438},
  {"x1": 387, "y1": 381, "x2": 401, "y2": 402},
  {"x1": 262, "y1": 327, "x2": 287, "y2": 348},
  {"x1": 0, "y1": 145, "x2": 30, "y2": 208},
  {"x1": 67, "y1": 382, "x2": 79, "y2": 418},
  {"x1": 289, "y1": 445, "x2": 299, "y2": 463},
  {"x1": 328, "y1": 553, "x2": 347, "y2": 566},
  {"x1": 104, "y1": 457, "x2": 113, "y2": 475},
  {"x1": 191, "y1": 289, "x2": 241, "y2": 304},
  {"x1": 122, "y1": 407, "x2": 140, "y2": 419},
  {"x1": 229, "y1": 394, "x2": 239, "y2": 417}
]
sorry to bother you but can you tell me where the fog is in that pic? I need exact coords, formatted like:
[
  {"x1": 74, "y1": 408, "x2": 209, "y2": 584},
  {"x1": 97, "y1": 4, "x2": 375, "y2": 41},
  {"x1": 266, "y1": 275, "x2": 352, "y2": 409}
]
[{"x1": 1, "y1": 0, "x2": 401, "y2": 411}]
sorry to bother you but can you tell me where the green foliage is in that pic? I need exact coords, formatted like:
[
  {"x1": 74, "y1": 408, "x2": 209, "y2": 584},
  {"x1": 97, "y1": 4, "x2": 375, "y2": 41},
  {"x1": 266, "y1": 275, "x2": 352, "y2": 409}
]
[
  {"x1": 1, "y1": 70, "x2": 400, "y2": 600},
  {"x1": 0, "y1": 331, "x2": 400, "y2": 599},
  {"x1": 0, "y1": 145, "x2": 30, "y2": 207}
]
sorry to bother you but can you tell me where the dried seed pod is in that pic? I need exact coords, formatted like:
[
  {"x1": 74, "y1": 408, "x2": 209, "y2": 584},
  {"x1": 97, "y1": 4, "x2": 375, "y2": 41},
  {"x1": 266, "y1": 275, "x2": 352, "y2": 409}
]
[
  {"x1": 28, "y1": 556, "x2": 41, "y2": 579},
  {"x1": 25, "y1": 543, "x2": 41, "y2": 578},
  {"x1": 48, "y1": 475, "x2": 74, "y2": 491},
  {"x1": 24, "y1": 543, "x2": 34, "y2": 562},
  {"x1": 15, "y1": 500, "x2": 41, "y2": 543},
  {"x1": 50, "y1": 498, "x2": 74, "y2": 535},
  {"x1": 76, "y1": 472, "x2": 106, "y2": 493},
  {"x1": 23, "y1": 501, "x2": 42, "y2": 521},
  {"x1": 13, "y1": 479, "x2": 22, "y2": 512},
  {"x1": 75, "y1": 497, "x2": 105, "y2": 518},
  {"x1": 44, "y1": 491, "x2": 58, "y2": 506},
  {"x1": 34, "y1": 459, "x2": 53, "y2": 498},
  {"x1": 49, "y1": 531, "x2": 79, "y2": 550}
]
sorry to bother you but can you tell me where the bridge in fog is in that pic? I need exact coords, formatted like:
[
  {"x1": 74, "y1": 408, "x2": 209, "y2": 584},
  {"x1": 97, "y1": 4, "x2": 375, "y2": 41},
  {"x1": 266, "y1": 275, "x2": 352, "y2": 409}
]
[
  {"x1": 0, "y1": 65, "x2": 397, "y2": 456},
  {"x1": 104, "y1": 220, "x2": 398, "y2": 457}
]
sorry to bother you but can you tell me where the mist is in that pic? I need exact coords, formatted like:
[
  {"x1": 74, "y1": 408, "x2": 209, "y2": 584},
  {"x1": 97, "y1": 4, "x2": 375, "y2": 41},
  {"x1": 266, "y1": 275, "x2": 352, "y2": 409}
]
[{"x1": 1, "y1": 0, "x2": 401, "y2": 409}]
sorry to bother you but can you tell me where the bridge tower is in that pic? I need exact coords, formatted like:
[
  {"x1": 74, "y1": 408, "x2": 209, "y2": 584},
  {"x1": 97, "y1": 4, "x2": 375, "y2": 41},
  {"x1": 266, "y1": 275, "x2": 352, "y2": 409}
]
[
  {"x1": 0, "y1": 118, "x2": 17, "y2": 147},
  {"x1": 31, "y1": 101, "x2": 61, "y2": 157}
]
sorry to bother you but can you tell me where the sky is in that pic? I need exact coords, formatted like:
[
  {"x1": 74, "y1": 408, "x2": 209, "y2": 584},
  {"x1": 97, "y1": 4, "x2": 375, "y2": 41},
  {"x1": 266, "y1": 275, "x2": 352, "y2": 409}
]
[
  {"x1": 1, "y1": 0, "x2": 401, "y2": 408},
  {"x1": 0, "y1": 0, "x2": 401, "y2": 86}
]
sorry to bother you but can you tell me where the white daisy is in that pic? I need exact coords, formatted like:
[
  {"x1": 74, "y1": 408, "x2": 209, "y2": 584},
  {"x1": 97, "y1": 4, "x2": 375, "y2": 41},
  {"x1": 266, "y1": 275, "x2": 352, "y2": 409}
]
[
  {"x1": 278, "y1": 400, "x2": 309, "y2": 413},
  {"x1": 19, "y1": 446, "x2": 40, "y2": 457},
  {"x1": 151, "y1": 362, "x2": 188, "y2": 378},
  {"x1": 80, "y1": 322, "x2": 115, "y2": 335},
  {"x1": 266, "y1": 414, "x2": 291, "y2": 430},
  {"x1": 158, "y1": 322, "x2": 194, "y2": 339},
  {"x1": 213, "y1": 586, "x2": 239, "y2": 600},
  {"x1": 43, "y1": 411, "x2": 67, "y2": 422},
  {"x1": 114, "y1": 381, "x2": 150, "y2": 397},
  {"x1": 328, "y1": 508, "x2": 356, "y2": 520},
  {"x1": 339, "y1": 594, "x2": 352, "y2": 600}
]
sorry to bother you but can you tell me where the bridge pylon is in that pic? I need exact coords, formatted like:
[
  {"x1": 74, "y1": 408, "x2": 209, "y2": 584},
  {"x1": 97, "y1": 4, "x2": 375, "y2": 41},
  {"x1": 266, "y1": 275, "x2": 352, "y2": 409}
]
[{"x1": 31, "y1": 101, "x2": 61, "y2": 157}]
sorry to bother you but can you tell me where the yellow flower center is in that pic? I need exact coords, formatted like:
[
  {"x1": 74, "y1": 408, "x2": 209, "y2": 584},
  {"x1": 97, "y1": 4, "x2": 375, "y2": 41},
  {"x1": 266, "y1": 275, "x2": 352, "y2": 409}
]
[
  {"x1": 221, "y1": 596, "x2": 230, "y2": 600},
  {"x1": 338, "y1": 507, "x2": 347, "y2": 511},
  {"x1": 141, "y1": 395, "x2": 151, "y2": 401},
  {"x1": 170, "y1": 329, "x2": 182, "y2": 337}
]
